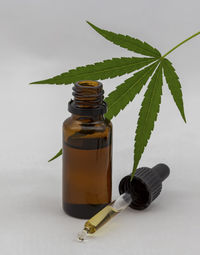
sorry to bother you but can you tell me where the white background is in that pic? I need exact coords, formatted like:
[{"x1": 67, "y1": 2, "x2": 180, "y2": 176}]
[{"x1": 0, "y1": 0, "x2": 200, "y2": 254}]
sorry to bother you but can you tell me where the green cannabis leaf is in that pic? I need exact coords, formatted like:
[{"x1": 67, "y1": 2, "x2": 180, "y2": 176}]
[
  {"x1": 104, "y1": 61, "x2": 159, "y2": 119},
  {"x1": 163, "y1": 59, "x2": 186, "y2": 122},
  {"x1": 30, "y1": 22, "x2": 200, "y2": 179},
  {"x1": 31, "y1": 57, "x2": 155, "y2": 85},
  {"x1": 86, "y1": 21, "x2": 161, "y2": 58},
  {"x1": 48, "y1": 149, "x2": 62, "y2": 162},
  {"x1": 132, "y1": 63, "x2": 163, "y2": 179}
]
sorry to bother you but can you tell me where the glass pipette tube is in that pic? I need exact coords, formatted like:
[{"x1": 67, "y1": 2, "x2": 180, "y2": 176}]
[{"x1": 77, "y1": 193, "x2": 132, "y2": 241}]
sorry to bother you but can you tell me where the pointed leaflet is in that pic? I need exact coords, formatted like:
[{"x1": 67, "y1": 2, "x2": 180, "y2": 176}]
[
  {"x1": 87, "y1": 21, "x2": 161, "y2": 58},
  {"x1": 163, "y1": 58, "x2": 186, "y2": 122},
  {"x1": 48, "y1": 149, "x2": 62, "y2": 162},
  {"x1": 131, "y1": 63, "x2": 163, "y2": 179},
  {"x1": 31, "y1": 57, "x2": 155, "y2": 85},
  {"x1": 105, "y1": 61, "x2": 159, "y2": 120}
]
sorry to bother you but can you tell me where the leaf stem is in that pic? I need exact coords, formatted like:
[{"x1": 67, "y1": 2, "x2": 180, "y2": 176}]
[{"x1": 162, "y1": 31, "x2": 200, "y2": 58}]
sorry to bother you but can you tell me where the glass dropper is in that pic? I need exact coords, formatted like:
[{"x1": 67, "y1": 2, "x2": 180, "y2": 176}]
[
  {"x1": 77, "y1": 192, "x2": 132, "y2": 241},
  {"x1": 77, "y1": 163, "x2": 170, "y2": 242}
]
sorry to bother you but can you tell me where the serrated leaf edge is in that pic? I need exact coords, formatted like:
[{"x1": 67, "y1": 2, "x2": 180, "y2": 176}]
[
  {"x1": 131, "y1": 62, "x2": 163, "y2": 179},
  {"x1": 31, "y1": 57, "x2": 156, "y2": 85},
  {"x1": 105, "y1": 61, "x2": 160, "y2": 120},
  {"x1": 87, "y1": 21, "x2": 161, "y2": 58},
  {"x1": 163, "y1": 58, "x2": 186, "y2": 122}
]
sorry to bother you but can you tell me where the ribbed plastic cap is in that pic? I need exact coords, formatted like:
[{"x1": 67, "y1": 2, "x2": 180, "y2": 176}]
[{"x1": 119, "y1": 164, "x2": 170, "y2": 210}]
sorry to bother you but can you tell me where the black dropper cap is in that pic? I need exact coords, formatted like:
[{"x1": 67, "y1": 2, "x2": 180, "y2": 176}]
[{"x1": 119, "y1": 164, "x2": 170, "y2": 210}]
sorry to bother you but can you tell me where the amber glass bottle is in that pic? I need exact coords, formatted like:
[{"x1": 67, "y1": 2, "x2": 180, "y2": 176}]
[{"x1": 63, "y1": 80, "x2": 112, "y2": 219}]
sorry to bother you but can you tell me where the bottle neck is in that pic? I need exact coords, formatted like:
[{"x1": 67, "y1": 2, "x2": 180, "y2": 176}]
[
  {"x1": 68, "y1": 80, "x2": 107, "y2": 117},
  {"x1": 71, "y1": 113, "x2": 104, "y2": 122}
]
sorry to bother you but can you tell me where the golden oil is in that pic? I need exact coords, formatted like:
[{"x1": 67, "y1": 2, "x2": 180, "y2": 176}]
[
  {"x1": 77, "y1": 193, "x2": 132, "y2": 241},
  {"x1": 83, "y1": 205, "x2": 119, "y2": 234}
]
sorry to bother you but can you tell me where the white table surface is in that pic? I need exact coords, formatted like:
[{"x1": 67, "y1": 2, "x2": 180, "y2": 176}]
[{"x1": 1, "y1": 155, "x2": 200, "y2": 255}]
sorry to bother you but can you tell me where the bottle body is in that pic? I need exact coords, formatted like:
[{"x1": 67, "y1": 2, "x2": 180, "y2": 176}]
[{"x1": 62, "y1": 81, "x2": 112, "y2": 219}]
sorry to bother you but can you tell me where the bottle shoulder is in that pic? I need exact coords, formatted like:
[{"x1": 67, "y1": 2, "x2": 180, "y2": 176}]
[
  {"x1": 63, "y1": 115, "x2": 112, "y2": 130},
  {"x1": 63, "y1": 115, "x2": 112, "y2": 141}
]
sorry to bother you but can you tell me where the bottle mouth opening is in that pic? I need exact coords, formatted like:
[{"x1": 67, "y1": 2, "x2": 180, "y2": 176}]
[
  {"x1": 69, "y1": 80, "x2": 107, "y2": 115},
  {"x1": 76, "y1": 80, "x2": 102, "y2": 89},
  {"x1": 73, "y1": 80, "x2": 104, "y2": 102}
]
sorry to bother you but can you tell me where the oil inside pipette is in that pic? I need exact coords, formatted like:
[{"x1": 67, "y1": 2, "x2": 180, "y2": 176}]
[{"x1": 77, "y1": 193, "x2": 132, "y2": 241}]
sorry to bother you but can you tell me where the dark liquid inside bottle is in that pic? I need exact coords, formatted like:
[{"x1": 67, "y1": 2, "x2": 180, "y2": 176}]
[
  {"x1": 62, "y1": 80, "x2": 112, "y2": 219},
  {"x1": 63, "y1": 136, "x2": 112, "y2": 219},
  {"x1": 63, "y1": 80, "x2": 112, "y2": 219}
]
